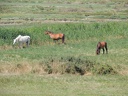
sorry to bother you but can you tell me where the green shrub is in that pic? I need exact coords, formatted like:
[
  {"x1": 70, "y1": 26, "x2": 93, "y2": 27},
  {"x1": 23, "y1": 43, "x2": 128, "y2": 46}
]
[
  {"x1": 39, "y1": 56, "x2": 117, "y2": 75},
  {"x1": 93, "y1": 64, "x2": 117, "y2": 75}
]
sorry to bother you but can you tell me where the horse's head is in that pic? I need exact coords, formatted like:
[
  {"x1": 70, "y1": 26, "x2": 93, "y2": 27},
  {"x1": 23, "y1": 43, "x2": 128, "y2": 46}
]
[
  {"x1": 96, "y1": 49, "x2": 100, "y2": 55},
  {"x1": 45, "y1": 31, "x2": 52, "y2": 35},
  {"x1": 16, "y1": 35, "x2": 22, "y2": 39},
  {"x1": 44, "y1": 31, "x2": 49, "y2": 35},
  {"x1": 96, "y1": 42, "x2": 101, "y2": 55},
  {"x1": 13, "y1": 39, "x2": 17, "y2": 45},
  {"x1": 13, "y1": 35, "x2": 22, "y2": 45}
]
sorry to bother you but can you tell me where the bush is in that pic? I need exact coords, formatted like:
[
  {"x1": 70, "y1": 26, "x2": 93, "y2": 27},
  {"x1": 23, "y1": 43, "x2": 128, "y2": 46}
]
[
  {"x1": 39, "y1": 56, "x2": 117, "y2": 75},
  {"x1": 93, "y1": 64, "x2": 117, "y2": 75}
]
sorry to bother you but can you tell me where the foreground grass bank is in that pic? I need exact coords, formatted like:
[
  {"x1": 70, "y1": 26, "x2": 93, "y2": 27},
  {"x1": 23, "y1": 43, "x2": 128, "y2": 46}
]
[{"x1": 0, "y1": 74, "x2": 128, "y2": 96}]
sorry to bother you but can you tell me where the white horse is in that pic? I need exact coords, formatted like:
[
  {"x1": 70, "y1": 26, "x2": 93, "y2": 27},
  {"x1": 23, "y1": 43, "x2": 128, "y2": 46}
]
[{"x1": 13, "y1": 35, "x2": 30, "y2": 48}]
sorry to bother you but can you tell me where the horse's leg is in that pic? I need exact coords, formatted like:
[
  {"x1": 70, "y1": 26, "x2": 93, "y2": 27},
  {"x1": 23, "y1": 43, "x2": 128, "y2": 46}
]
[
  {"x1": 62, "y1": 35, "x2": 65, "y2": 44},
  {"x1": 105, "y1": 43, "x2": 108, "y2": 54},
  {"x1": 52, "y1": 39, "x2": 56, "y2": 44},
  {"x1": 26, "y1": 41, "x2": 28, "y2": 47},
  {"x1": 62, "y1": 38, "x2": 65, "y2": 44},
  {"x1": 57, "y1": 39, "x2": 61, "y2": 44},
  {"x1": 105, "y1": 47, "x2": 108, "y2": 54},
  {"x1": 53, "y1": 39, "x2": 56, "y2": 43},
  {"x1": 26, "y1": 40, "x2": 29, "y2": 47},
  {"x1": 54, "y1": 39, "x2": 59, "y2": 44},
  {"x1": 28, "y1": 38, "x2": 30, "y2": 47},
  {"x1": 102, "y1": 48, "x2": 105, "y2": 54},
  {"x1": 19, "y1": 43, "x2": 22, "y2": 49},
  {"x1": 99, "y1": 49, "x2": 100, "y2": 54},
  {"x1": 56, "y1": 39, "x2": 59, "y2": 44},
  {"x1": 61, "y1": 38, "x2": 63, "y2": 43}
]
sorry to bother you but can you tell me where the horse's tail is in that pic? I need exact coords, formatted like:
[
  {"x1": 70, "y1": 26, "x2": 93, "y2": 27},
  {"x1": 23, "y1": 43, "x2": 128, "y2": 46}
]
[
  {"x1": 26, "y1": 36, "x2": 30, "y2": 46},
  {"x1": 62, "y1": 34, "x2": 65, "y2": 44},
  {"x1": 28, "y1": 36, "x2": 30, "y2": 43}
]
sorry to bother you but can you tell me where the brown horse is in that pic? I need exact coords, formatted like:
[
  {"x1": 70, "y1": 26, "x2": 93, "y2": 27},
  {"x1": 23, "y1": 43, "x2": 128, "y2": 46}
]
[
  {"x1": 45, "y1": 31, "x2": 65, "y2": 44},
  {"x1": 96, "y1": 42, "x2": 108, "y2": 55}
]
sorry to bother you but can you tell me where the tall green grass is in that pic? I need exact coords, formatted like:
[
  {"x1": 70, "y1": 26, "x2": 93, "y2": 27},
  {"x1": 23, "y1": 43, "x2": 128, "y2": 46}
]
[{"x1": 0, "y1": 22, "x2": 128, "y2": 45}]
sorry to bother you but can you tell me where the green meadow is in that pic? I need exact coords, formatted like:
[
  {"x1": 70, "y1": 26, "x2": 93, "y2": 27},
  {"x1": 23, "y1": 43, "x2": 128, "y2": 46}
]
[
  {"x1": 0, "y1": 0, "x2": 128, "y2": 96},
  {"x1": 0, "y1": 21, "x2": 128, "y2": 96}
]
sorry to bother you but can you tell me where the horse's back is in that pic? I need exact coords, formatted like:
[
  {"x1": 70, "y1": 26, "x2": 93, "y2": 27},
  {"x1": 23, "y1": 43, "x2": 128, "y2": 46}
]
[
  {"x1": 100, "y1": 42, "x2": 107, "y2": 48},
  {"x1": 19, "y1": 36, "x2": 30, "y2": 42},
  {"x1": 58, "y1": 33, "x2": 64, "y2": 38},
  {"x1": 22, "y1": 35, "x2": 30, "y2": 39},
  {"x1": 26, "y1": 36, "x2": 30, "y2": 39},
  {"x1": 52, "y1": 33, "x2": 64, "y2": 39}
]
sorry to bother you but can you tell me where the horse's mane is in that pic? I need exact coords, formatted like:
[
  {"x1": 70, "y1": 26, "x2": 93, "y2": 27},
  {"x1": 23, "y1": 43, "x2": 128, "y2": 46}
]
[
  {"x1": 46, "y1": 31, "x2": 53, "y2": 33},
  {"x1": 16, "y1": 35, "x2": 22, "y2": 40},
  {"x1": 97, "y1": 42, "x2": 101, "y2": 48}
]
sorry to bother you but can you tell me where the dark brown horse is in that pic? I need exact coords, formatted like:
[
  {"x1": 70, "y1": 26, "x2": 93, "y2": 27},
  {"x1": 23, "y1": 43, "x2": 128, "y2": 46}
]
[
  {"x1": 45, "y1": 31, "x2": 65, "y2": 44},
  {"x1": 96, "y1": 42, "x2": 108, "y2": 55}
]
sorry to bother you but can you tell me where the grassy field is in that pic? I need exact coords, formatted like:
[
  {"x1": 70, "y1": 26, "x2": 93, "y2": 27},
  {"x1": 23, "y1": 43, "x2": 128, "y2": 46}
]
[
  {"x1": 0, "y1": 22, "x2": 128, "y2": 96},
  {"x1": 0, "y1": 0, "x2": 128, "y2": 96},
  {"x1": 0, "y1": 75, "x2": 128, "y2": 96},
  {"x1": 0, "y1": 0, "x2": 128, "y2": 24}
]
